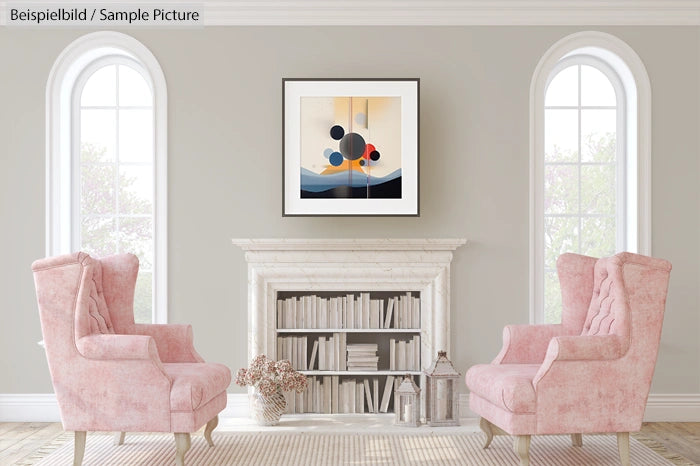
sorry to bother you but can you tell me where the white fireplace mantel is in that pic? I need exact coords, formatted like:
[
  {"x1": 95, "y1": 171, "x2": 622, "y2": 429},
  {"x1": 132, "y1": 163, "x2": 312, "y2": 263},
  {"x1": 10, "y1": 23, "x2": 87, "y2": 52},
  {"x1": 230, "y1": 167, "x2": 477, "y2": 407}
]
[{"x1": 232, "y1": 238, "x2": 467, "y2": 366}]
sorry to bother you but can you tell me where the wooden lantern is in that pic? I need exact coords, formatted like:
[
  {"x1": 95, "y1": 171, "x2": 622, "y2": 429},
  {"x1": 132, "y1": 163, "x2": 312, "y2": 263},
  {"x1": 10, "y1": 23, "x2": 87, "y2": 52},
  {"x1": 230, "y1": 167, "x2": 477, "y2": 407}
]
[
  {"x1": 425, "y1": 350, "x2": 460, "y2": 426},
  {"x1": 394, "y1": 374, "x2": 420, "y2": 427}
]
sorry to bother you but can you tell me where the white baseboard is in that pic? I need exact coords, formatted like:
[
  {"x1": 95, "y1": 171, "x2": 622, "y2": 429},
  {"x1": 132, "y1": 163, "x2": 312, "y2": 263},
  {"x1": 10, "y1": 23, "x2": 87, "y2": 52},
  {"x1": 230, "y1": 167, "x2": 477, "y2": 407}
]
[
  {"x1": 0, "y1": 394, "x2": 62, "y2": 422},
  {"x1": 2, "y1": 393, "x2": 699, "y2": 423},
  {"x1": 644, "y1": 394, "x2": 700, "y2": 422}
]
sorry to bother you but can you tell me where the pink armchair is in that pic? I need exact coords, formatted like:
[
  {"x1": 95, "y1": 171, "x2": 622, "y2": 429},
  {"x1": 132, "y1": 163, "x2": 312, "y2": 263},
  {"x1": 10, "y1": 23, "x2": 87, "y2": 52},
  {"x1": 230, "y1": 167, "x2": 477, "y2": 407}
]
[
  {"x1": 32, "y1": 252, "x2": 231, "y2": 466},
  {"x1": 465, "y1": 252, "x2": 671, "y2": 466}
]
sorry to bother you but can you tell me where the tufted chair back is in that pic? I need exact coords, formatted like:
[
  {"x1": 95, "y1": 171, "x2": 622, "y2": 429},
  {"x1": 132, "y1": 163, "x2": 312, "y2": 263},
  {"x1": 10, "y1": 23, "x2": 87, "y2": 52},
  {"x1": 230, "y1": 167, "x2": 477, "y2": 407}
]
[
  {"x1": 74, "y1": 253, "x2": 115, "y2": 339},
  {"x1": 581, "y1": 254, "x2": 630, "y2": 340}
]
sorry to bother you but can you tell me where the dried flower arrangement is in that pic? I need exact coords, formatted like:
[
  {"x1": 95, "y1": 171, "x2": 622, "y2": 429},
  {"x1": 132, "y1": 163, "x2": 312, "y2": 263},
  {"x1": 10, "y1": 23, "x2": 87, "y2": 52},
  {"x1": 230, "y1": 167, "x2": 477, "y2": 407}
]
[{"x1": 235, "y1": 354, "x2": 307, "y2": 397}]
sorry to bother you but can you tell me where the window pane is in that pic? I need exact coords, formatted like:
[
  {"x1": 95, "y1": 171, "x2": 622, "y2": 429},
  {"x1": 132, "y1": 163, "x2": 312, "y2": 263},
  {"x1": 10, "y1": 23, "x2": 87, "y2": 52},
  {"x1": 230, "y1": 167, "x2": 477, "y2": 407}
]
[
  {"x1": 119, "y1": 65, "x2": 152, "y2": 107},
  {"x1": 81, "y1": 109, "x2": 116, "y2": 161},
  {"x1": 545, "y1": 165, "x2": 579, "y2": 214},
  {"x1": 81, "y1": 216, "x2": 117, "y2": 258},
  {"x1": 119, "y1": 109, "x2": 153, "y2": 164},
  {"x1": 118, "y1": 217, "x2": 153, "y2": 269},
  {"x1": 581, "y1": 109, "x2": 616, "y2": 162},
  {"x1": 545, "y1": 65, "x2": 578, "y2": 107},
  {"x1": 134, "y1": 271, "x2": 152, "y2": 324},
  {"x1": 80, "y1": 156, "x2": 115, "y2": 216},
  {"x1": 544, "y1": 216, "x2": 579, "y2": 269},
  {"x1": 544, "y1": 270, "x2": 562, "y2": 324},
  {"x1": 119, "y1": 165, "x2": 153, "y2": 215},
  {"x1": 581, "y1": 165, "x2": 616, "y2": 215},
  {"x1": 581, "y1": 65, "x2": 616, "y2": 107},
  {"x1": 581, "y1": 216, "x2": 616, "y2": 258},
  {"x1": 81, "y1": 65, "x2": 116, "y2": 107},
  {"x1": 545, "y1": 109, "x2": 578, "y2": 162}
]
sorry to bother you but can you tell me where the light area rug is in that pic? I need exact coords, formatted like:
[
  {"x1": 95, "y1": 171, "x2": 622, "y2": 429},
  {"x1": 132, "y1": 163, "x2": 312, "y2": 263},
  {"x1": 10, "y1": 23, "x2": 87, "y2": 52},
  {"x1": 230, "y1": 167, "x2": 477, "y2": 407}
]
[{"x1": 32, "y1": 431, "x2": 673, "y2": 466}]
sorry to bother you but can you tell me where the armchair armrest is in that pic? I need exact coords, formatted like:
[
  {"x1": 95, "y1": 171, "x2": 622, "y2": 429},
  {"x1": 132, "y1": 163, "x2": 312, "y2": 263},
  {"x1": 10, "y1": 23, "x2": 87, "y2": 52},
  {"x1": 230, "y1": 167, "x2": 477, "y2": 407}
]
[
  {"x1": 544, "y1": 334, "x2": 624, "y2": 362},
  {"x1": 493, "y1": 324, "x2": 563, "y2": 364},
  {"x1": 533, "y1": 334, "x2": 625, "y2": 387},
  {"x1": 133, "y1": 323, "x2": 204, "y2": 363},
  {"x1": 76, "y1": 334, "x2": 160, "y2": 361}
]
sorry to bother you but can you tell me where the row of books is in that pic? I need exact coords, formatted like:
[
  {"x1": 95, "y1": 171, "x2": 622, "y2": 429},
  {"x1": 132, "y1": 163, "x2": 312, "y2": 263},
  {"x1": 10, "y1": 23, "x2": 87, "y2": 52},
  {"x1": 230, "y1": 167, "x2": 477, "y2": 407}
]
[
  {"x1": 389, "y1": 336, "x2": 421, "y2": 371},
  {"x1": 277, "y1": 335, "x2": 421, "y2": 372},
  {"x1": 285, "y1": 375, "x2": 399, "y2": 414},
  {"x1": 277, "y1": 334, "x2": 347, "y2": 371},
  {"x1": 277, "y1": 292, "x2": 420, "y2": 329}
]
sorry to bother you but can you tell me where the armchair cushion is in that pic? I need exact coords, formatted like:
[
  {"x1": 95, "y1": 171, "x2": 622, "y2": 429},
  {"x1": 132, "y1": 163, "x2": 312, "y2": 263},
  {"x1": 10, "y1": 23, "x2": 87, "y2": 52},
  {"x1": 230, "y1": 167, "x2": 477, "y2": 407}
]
[
  {"x1": 164, "y1": 363, "x2": 232, "y2": 412},
  {"x1": 465, "y1": 364, "x2": 539, "y2": 414}
]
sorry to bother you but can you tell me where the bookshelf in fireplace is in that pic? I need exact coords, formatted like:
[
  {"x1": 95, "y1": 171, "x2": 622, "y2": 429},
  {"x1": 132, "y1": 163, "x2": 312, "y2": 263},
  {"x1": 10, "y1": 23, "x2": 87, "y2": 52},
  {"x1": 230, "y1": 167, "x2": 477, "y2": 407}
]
[{"x1": 275, "y1": 291, "x2": 422, "y2": 415}]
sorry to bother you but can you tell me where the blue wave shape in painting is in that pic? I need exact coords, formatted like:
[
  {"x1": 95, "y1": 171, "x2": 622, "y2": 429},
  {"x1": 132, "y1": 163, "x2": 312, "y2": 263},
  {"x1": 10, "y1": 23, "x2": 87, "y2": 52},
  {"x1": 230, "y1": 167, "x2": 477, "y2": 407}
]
[{"x1": 301, "y1": 168, "x2": 402, "y2": 193}]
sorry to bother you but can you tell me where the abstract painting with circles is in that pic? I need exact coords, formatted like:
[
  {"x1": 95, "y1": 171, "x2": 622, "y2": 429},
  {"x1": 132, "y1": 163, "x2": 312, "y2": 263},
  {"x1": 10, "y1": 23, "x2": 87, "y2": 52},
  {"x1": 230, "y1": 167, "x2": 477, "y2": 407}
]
[{"x1": 283, "y1": 79, "x2": 419, "y2": 216}]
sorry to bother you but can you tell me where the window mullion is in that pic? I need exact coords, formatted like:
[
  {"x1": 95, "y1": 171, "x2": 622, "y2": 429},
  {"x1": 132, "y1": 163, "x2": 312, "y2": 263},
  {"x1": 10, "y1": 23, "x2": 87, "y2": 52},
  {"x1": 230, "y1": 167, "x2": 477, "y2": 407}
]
[
  {"x1": 577, "y1": 64, "x2": 582, "y2": 255},
  {"x1": 114, "y1": 64, "x2": 120, "y2": 254}
]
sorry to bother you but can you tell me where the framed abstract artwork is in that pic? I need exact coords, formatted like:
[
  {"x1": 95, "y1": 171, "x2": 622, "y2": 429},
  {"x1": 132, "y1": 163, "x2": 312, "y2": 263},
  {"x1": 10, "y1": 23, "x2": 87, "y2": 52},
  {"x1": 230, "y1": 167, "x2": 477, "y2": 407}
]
[{"x1": 283, "y1": 78, "x2": 419, "y2": 216}]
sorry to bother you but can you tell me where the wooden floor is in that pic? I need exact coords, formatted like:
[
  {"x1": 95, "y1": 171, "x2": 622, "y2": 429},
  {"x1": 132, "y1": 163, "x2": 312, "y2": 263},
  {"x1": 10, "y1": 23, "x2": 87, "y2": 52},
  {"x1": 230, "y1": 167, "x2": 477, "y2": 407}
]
[{"x1": 0, "y1": 422, "x2": 698, "y2": 465}]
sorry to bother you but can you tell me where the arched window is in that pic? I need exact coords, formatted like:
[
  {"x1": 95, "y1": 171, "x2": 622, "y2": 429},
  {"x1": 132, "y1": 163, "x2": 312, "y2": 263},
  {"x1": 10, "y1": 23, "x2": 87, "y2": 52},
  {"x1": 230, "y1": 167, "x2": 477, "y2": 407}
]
[
  {"x1": 531, "y1": 31, "x2": 651, "y2": 323},
  {"x1": 47, "y1": 32, "x2": 167, "y2": 323}
]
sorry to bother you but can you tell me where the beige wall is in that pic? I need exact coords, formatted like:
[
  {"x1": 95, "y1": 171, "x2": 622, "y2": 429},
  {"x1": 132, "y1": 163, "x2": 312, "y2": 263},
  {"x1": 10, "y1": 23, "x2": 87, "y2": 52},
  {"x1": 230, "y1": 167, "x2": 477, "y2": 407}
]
[{"x1": 0, "y1": 26, "x2": 697, "y2": 395}]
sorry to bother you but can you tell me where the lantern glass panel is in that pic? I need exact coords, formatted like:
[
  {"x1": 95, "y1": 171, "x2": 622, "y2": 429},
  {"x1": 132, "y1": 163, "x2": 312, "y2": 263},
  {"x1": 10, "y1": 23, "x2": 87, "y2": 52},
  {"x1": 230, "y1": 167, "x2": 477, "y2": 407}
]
[
  {"x1": 435, "y1": 379, "x2": 453, "y2": 420},
  {"x1": 399, "y1": 395, "x2": 414, "y2": 423}
]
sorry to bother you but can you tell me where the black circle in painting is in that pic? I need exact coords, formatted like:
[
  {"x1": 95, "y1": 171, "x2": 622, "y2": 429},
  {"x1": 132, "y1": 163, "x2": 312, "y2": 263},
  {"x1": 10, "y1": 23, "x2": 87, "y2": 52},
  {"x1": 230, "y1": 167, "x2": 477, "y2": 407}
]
[
  {"x1": 330, "y1": 125, "x2": 345, "y2": 140},
  {"x1": 339, "y1": 133, "x2": 366, "y2": 160},
  {"x1": 370, "y1": 150, "x2": 380, "y2": 161}
]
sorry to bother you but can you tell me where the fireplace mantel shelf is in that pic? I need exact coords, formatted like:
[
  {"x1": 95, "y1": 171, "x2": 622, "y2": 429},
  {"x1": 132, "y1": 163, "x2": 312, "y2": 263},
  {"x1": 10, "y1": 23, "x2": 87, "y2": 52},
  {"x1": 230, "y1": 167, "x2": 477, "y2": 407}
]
[{"x1": 232, "y1": 238, "x2": 467, "y2": 251}]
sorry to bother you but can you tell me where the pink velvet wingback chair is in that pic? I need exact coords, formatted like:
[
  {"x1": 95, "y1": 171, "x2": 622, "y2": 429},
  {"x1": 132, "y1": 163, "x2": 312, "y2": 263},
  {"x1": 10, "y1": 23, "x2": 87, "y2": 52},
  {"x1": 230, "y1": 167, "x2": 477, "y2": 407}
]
[
  {"x1": 32, "y1": 252, "x2": 231, "y2": 466},
  {"x1": 465, "y1": 252, "x2": 671, "y2": 466}
]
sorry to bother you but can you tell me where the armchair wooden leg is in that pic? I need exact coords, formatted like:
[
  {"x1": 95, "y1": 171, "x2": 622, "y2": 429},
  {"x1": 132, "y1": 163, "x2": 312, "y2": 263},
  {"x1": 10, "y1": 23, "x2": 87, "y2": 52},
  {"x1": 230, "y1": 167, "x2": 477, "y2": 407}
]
[
  {"x1": 114, "y1": 432, "x2": 126, "y2": 446},
  {"x1": 513, "y1": 435, "x2": 531, "y2": 466},
  {"x1": 479, "y1": 417, "x2": 494, "y2": 449},
  {"x1": 174, "y1": 432, "x2": 191, "y2": 466},
  {"x1": 571, "y1": 433, "x2": 583, "y2": 447},
  {"x1": 204, "y1": 415, "x2": 219, "y2": 447},
  {"x1": 73, "y1": 431, "x2": 86, "y2": 466},
  {"x1": 617, "y1": 432, "x2": 630, "y2": 466}
]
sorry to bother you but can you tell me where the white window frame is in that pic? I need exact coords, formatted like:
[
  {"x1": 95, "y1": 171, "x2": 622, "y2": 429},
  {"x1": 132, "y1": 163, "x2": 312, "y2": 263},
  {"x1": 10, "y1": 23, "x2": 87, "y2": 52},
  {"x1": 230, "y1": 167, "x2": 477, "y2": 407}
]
[
  {"x1": 46, "y1": 31, "x2": 168, "y2": 324},
  {"x1": 530, "y1": 31, "x2": 652, "y2": 324}
]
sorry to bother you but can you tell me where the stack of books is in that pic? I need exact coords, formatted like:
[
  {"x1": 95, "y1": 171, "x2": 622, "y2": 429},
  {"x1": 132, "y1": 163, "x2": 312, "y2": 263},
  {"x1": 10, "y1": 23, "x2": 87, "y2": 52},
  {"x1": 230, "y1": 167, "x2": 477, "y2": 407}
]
[{"x1": 346, "y1": 343, "x2": 379, "y2": 371}]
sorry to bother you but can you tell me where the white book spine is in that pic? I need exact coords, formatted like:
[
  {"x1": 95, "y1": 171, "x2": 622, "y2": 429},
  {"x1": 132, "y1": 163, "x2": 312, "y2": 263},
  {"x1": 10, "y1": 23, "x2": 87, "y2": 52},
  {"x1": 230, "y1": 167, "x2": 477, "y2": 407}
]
[
  {"x1": 277, "y1": 300, "x2": 283, "y2": 329},
  {"x1": 398, "y1": 340, "x2": 406, "y2": 371},
  {"x1": 379, "y1": 299, "x2": 384, "y2": 329},
  {"x1": 319, "y1": 336, "x2": 326, "y2": 371},
  {"x1": 340, "y1": 333, "x2": 346, "y2": 371},
  {"x1": 413, "y1": 297, "x2": 420, "y2": 329},
  {"x1": 323, "y1": 376, "x2": 331, "y2": 414},
  {"x1": 362, "y1": 293, "x2": 370, "y2": 329},
  {"x1": 413, "y1": 335, "x2": 420, "y2": 370},
  {"x1": 405, "y1": 292, "x2": 412, "y2": 329},
  {"x1": 389, "y1": 338, "x2": 396, "y2": 371},
  {"x1": 342, "y1": 297, "x2": 347, "y2": 329},
  {"x1": 347, "y1": 294, "x2": 355, "y2": 329},
  {"x1": 302, "y1": 336, "x2": 308, "y2": 371},
  {"x1": 364, "y1": 379, "x2": 373, "y2": 413},
  {"x1": 380, "y1": 375, "x2": 395, "y2": 413},
  {"x1": 373, "y1": 378, "x2": 379, "y2": 414},
  {"x1": 384, "y1": 298, "x2": 394, "y2": 329},
  {"x1": 331, "y1": 376, "x2": 339, "y2": 414},
  {"x1": 356, "y1": 381, "x2": 364, "y2": 414}
]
